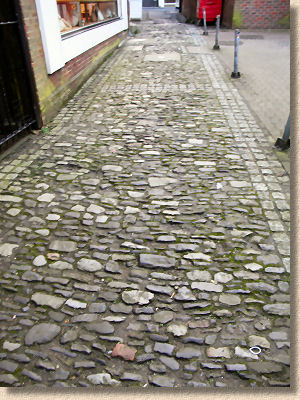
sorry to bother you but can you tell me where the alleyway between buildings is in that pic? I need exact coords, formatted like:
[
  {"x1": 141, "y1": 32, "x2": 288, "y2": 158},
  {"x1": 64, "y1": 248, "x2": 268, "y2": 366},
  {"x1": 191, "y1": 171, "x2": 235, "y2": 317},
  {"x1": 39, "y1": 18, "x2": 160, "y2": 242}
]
[{"x1": 0, "y1": 9, "x2": 290, "y2": 389}]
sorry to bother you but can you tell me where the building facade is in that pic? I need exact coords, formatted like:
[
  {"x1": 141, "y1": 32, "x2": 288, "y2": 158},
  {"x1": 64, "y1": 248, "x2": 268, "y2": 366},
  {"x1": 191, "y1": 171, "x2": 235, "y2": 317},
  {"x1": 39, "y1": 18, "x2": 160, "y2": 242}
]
[
  {"x1": 179, "y1": 0, "x2": 290, "y2": 29},
  {"x1": 28, "y1": 0, "x2": 128, "y2": 122},
  {"x1": 0, "y1": 0, "x2": 129, "y2": 146},
  {"x1": 222, "y1": 0, "x2": 290, "y2": 29}
]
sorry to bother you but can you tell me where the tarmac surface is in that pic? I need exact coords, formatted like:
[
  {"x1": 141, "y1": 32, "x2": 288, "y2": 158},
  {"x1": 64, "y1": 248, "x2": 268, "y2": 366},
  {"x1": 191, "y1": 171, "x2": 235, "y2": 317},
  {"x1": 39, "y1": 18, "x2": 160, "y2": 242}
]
[{"x1": 0, "y1": 8, "x2": 290, "y2": 388}]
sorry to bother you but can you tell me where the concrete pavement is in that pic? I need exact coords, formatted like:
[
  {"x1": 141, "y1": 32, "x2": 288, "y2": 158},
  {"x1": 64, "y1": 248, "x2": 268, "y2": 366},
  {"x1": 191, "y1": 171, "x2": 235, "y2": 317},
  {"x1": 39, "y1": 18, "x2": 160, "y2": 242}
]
[
  {"x1": 0, "y1": 9, "x2": 290, "y2": 388},
  {"x1": 204, "y1": 27, "x2": 290, "y2": 173}
]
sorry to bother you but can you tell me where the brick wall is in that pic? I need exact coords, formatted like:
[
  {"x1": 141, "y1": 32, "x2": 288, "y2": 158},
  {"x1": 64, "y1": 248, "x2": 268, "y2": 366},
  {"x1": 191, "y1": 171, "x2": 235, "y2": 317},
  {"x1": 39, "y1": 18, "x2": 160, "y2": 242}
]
[
  {"x1": 19, "y1": 0, "x2": 127, "y2": 124},
  {"x1": 233, "y1": 0, "x2": 290, "y2": 29}
]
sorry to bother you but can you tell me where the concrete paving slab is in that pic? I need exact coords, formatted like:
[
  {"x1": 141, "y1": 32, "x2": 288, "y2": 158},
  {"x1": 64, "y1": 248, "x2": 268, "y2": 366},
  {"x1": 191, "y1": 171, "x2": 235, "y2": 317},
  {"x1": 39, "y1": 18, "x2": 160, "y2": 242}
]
[{"x1": 144, "y1": 52, "x2": 181, "y2": 61}]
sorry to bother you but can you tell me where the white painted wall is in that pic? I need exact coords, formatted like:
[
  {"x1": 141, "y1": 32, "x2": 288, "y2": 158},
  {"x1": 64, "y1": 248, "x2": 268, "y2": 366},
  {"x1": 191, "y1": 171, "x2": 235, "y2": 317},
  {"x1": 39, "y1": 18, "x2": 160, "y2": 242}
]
[
  {"x1": 35, "y1": 0, "x2": 128, "y2": 75},
  {"x1": 61, "y1": 18, "x2": 128, "y2": 62},
  {"x1": 35, "y1": 0, "x2": 64, "y2": 74},
  {"x1": 129, "y1": 0, "x2": 142, "y2": 20}
]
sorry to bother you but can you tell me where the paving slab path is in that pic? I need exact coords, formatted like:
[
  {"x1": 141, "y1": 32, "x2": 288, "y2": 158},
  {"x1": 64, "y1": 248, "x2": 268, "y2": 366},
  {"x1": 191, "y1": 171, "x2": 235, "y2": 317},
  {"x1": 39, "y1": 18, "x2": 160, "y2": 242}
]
[{"x1": 0, "y1": 10, "x2": 290, "y2": 388}]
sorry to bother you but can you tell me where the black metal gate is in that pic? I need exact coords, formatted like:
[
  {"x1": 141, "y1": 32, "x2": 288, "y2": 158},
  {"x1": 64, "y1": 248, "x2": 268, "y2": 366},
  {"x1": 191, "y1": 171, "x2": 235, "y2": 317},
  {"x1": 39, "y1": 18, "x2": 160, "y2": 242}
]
[{"x1": 0, "y1": 0, "x2": 41, "y2": 146}]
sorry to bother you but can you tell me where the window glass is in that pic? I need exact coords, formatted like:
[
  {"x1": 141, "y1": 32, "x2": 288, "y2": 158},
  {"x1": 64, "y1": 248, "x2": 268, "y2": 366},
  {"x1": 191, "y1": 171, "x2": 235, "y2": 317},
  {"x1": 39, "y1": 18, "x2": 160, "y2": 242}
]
[{"x1": 56, "y1": 1, "x2": 119, "y2": 33}]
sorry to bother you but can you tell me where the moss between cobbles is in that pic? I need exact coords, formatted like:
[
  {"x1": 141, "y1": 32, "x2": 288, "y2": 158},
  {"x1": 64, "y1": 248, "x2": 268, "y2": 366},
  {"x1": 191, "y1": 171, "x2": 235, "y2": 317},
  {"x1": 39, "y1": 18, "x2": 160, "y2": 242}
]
[
  {"x1": 277, "y1": 14, "x2": 290, "y2": 29},
  {"x1": 11, "y1": 366, "x2": 25, "y2": 383}
]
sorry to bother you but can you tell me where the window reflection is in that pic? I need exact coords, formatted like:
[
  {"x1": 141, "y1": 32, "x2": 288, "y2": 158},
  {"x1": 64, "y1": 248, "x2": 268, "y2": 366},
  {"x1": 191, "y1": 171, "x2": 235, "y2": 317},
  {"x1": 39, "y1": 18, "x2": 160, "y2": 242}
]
[{"x1": 57, "y1": 1, "x2": 119, "y2": 33}]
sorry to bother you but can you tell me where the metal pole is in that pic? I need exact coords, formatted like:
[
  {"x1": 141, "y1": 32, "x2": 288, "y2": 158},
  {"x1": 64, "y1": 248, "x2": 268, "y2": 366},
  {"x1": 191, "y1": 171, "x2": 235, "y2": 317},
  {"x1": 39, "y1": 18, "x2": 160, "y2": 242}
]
[
  {"x1": 213, "y1": 15, "x2": 220, "y2": 50},
  {"x1": 282, "y1": 114, "x2": 290, "y2": 143},
  {"x1": 203, "y1": 8, "x2": 208, "y2": 35},
  {"x1": 231, "y1": 29, "x2": 240, "y2": 78},
  {"x1": 275, "y1": 115, "x2": 290, "y2": 150}
]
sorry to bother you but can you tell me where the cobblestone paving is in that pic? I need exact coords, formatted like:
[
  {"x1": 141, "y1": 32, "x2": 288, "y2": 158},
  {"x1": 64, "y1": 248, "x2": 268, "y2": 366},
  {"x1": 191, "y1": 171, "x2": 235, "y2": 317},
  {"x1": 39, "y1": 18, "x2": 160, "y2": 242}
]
[{"x1": 0, "y1": 14, "x2": 290, "y2": 388}]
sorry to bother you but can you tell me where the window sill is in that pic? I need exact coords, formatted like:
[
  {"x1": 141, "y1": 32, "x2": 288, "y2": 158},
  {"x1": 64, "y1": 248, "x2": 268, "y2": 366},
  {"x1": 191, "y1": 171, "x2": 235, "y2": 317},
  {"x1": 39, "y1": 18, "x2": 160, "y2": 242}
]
[{"x1": 61, "y1": 17, "x2": 121, "y2": 40}]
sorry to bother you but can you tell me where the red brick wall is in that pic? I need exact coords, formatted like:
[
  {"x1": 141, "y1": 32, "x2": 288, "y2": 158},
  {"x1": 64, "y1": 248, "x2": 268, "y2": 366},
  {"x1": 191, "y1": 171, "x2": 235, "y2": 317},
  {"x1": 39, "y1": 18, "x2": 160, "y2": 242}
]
[
  {"x1": 234, "y1": 0, "x2": 290, "y2": 29},
  {"x1": 19, "y1": 0, "x2": 127, "y2": 124}
]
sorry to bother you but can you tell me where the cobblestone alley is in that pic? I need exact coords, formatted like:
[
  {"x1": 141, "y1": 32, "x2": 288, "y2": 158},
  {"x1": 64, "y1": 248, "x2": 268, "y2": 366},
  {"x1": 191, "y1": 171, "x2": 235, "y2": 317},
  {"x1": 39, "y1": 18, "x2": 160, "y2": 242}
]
[{"x1": 0, "y1": 10, "x2": 290, "y2": 389}]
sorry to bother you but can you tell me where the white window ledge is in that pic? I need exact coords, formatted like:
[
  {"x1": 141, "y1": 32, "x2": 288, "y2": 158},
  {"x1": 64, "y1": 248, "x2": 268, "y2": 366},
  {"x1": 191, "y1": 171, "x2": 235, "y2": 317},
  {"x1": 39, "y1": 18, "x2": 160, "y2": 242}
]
[{"x1": 35, "y1": 0, "x2": 128, "y2": 74}]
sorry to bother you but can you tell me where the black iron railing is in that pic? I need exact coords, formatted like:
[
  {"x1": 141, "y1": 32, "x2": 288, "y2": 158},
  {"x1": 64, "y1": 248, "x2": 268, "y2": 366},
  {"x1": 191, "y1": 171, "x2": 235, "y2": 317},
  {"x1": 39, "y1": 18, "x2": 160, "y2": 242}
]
[{"x1": 0, "y1": 0, "x2": 41, "y2": 146}]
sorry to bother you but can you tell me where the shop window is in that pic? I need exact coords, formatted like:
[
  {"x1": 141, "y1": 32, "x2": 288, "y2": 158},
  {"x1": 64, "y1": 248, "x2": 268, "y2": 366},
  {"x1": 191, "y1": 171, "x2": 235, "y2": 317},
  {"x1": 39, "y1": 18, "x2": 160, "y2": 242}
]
[{"x1": 57, "y1": 1, "x2": 119, "y2": 33}]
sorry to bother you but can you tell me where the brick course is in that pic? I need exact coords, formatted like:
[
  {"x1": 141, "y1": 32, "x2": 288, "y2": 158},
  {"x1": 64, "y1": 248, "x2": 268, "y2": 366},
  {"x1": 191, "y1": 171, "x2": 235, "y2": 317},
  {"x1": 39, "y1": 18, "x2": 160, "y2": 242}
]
[
  {"x1": 19, "y1": 0, "x2": 127, "y2": 124},
  {"x1": 234, "y1": 0, "x2": 289, "y2": 29}
]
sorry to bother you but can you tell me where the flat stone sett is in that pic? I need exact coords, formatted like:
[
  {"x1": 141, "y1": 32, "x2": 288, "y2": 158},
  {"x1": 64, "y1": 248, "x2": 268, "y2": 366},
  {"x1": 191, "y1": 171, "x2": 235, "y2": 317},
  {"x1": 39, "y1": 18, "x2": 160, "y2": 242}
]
[{"x1": 0, "y1": 7, "x2": 289, "y2": 388}]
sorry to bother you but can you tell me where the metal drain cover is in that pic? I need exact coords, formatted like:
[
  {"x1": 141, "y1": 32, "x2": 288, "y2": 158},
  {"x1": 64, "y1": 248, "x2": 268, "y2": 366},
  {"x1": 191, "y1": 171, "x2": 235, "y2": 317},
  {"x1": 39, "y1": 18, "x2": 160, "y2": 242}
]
[
  {"x1": 239, "y1": 34, "x2": 264, "y2": 40},
  {"x1": 219, "y1": 40, "x2": 244, "y2": 46}
]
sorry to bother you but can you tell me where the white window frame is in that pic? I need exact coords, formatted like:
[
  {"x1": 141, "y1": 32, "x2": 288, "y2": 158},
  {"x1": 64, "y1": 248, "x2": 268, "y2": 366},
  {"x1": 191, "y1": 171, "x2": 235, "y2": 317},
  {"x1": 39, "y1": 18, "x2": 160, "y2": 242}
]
[{"x1": 35, "y1": 0, "x2": 128, "y2": 74}]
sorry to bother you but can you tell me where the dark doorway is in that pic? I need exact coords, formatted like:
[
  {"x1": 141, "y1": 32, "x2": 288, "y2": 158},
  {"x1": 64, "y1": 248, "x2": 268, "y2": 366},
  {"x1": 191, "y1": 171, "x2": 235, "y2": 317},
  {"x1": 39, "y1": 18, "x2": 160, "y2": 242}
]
[
  {"x1": 0, "y1": 0, "x2": 41, "y2": 146},
  {"x1": 221, "y1": 0, "x2": 235, "y2": 27},
  {"x1": 142, "y1": 0, "x2": 159, "y2": 7}
]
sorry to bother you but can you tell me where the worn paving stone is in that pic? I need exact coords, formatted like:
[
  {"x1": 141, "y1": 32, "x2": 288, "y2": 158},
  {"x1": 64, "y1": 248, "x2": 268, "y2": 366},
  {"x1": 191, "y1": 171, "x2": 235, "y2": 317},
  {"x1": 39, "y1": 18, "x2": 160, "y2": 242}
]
[
  {"x1": 88, "y1": 303, "x2": 107, "y2": 313},
  {"x1": 263, "y1": 303, "x2": 290, "y2": 316},
  {"x1": 175, "y1": 347, "x2": 202, "y2": 359},
  {"x1": 85, "y1": 321, "x2": 114, "y2": 335},
  {"x1": 225, "y1": 364, "x2": 247, "y2": 372},
  {"x1": 0, "y1": 374, "x2": 19, "y2": 385},
  {"x1": 74, "y1": 361, "x2": 96, "y2": 369},
  {"x1": 32, "y1": 255, "x2": 47, "y2": 267},
  {"x1": 0, "y1": 243, "x2": 19, "y2": 257},
  {"x1": 0, "y1": 360, "x2": 18, "y2": 373},
  {"x1": 207, "y1": 347, "x2": 231, "y2": 358},
  {"x1": 31, "y1": 293, "x2": 65, "y2": 309},
  {"x1": 149, "y1": 375, "x2": 175, "y2": 387},
  {"x1": 246, "y1": 282, "x2": 277, "y2": 294},
  {"x1": 87, "y1": 373, "x2": 120, "y2": 385},
  {"x1": 22, "y1": 271, "x2": 43, "y2": 281},
  {"x1": 139, "y1": 254, "x2": 175, "y2": 269},
  {"x1": 49, "y1": 261, "x2": 73, "y2": 270},
  {"x1": 154, "y1": 342, "x2": 175, "y2": 356},
  {"x1": 234, "y1": 346, "x2": 259, "y2": 360},
  {"x1": 122, "y1": 290, "x2": 154, "y2": 305},
  {"x1": 77, "y1": 258, "x2": 103, "y2": 272},
  {"x1": 148, "y1": 177, "x2": 178, "y2": 187},
  {"x1": 248, "y1": 335, "x2": 271, "y2": 349},
  {"x1": 183, "y1": 337, "x2": 204, "y2": 345},
  {"x1": 186, "y1": 270, "x2": 212, "y2": 281},
  {"x1": 201, "y1": 362, "x2": 222, "y2": 370},
  {"x1": 37, "y1": 193, "x2": 55, "y2": 202},
  {"x1": 219, "y1": 293, "x2": 241, "y2": 306},
  {"x1": 191, "y1": 282, "x2": 223, "y2": 292},
  {"x1": 159, "y1": 355, "x2": 180, "y2": 370},
  {"x1": 36, "y1": 360, "x2": 56, "y2": 371},
  {"x1": 167, "y1": 323, "x2": 188, "y2": 336},
  {"x1": 247, "y1": 361, "x2": 283, "y2": 374},
  {"x1": 120, "y1": 372, "x2": 143, "y2": 381},
  {"x1": 3, "y1": 342, "x2": 21, "y2": 352},
  {"x1": 146, "y1": 284, "x2": 173, "y2": 296},
  {"x1": 184, "y1": 252, "x2": 211, "y2": 262},
  {"x1": 25, "y1": 323, "x2": 61, "y2": 345},
  {"x1": 153, "y1": 311, "x2": 174, "y2": 324},
  {"x1": 49, "y1": 240, "x2": 77, "y2": 252},
  {"x1": 149, "y1": 361, "x2": 166, "y2": 373},
  {"x1": 174, "y1": 286, "x2": 196, "y2": 301}
]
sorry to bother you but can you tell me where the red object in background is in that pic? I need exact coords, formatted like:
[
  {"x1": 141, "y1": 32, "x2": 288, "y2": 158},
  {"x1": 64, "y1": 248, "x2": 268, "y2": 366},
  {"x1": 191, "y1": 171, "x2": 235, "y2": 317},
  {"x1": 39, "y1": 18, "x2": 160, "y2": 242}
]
[{"x1": 197, "y1": 0, "x2": 222, "y2": 21}]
